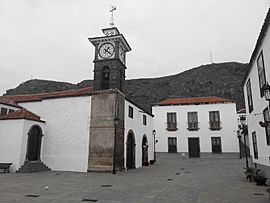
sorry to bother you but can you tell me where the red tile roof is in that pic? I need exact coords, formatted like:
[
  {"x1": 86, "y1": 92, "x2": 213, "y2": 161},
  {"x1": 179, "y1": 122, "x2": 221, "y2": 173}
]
[
  {"x1": 0, "y1": 108, "x2": 44, "y2": 122},
  {"x1": 0, "y1": 87, "x2": 94, "y2": 103},
  {"x1": 0, "y1": 97, "x2": 22, "y2": 108},
  {"x1": 237, "y1": 108, "x2": 246, "y2": 114},
  {"x1": 154, "y1": 96, "x2": 234, "y2": 106}
]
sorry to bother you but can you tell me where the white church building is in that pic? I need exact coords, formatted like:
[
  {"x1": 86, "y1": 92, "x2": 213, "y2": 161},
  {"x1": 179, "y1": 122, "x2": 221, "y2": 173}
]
[
  {"x1": 0, "y1": 27, "x2": 155, "y2": 173},
  {"x1": 153, "y1": 97, "x2": 239, "y2": 157}
]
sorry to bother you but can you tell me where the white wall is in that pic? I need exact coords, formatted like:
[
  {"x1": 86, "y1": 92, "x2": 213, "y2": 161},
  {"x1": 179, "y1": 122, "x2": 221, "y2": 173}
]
[
  {"x1": 19, "y1": 96, "x2": 91, "y2": 172},
  {"x1": 0, "y1": 119, "x2": 45, "y2": 172},
  {"x1": 243, "y1": 25, "x2": 270, "y2": 167},
  {"x1": 153, "y1": 103, "x2": 239, "y2": 154},
  {"x1": 124, "y1": 100, "x2": 154, "y2": 168}
]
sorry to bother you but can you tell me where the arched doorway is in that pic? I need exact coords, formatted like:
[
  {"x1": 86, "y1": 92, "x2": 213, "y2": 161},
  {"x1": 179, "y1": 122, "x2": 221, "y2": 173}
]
[
  {"x1": 142, "y1": 135, "x2": 149, "y2": 166},
  {"x1": 26, "y1": 125, "x2": 43, "y2": 161},
  {"x1": 126, "y1": 130, "x2": 136, "y2": 169}
]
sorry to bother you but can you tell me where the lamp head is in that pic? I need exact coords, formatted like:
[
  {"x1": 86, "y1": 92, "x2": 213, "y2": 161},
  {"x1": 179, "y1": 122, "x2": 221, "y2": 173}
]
[{"x1": 262, "y1": 82, "x2": 270, "y2": 101}]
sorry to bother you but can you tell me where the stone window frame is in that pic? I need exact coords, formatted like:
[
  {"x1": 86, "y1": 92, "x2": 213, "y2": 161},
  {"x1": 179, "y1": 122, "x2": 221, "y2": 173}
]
[
  {"x1": 143, "y1": 114, "x2": 147, "y2": 126},
  {"x1": 128, "y1": 106, "x2": 134, "y2": 119}
]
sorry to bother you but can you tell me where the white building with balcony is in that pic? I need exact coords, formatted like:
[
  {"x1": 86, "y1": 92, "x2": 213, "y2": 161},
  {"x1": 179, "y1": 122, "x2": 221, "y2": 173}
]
[
  {"x1": 243, "y1": 8, "x2": 270, "y2": 177},
  {"x1": 152, "y1": 97, "x2": 239, "y2": 157}
]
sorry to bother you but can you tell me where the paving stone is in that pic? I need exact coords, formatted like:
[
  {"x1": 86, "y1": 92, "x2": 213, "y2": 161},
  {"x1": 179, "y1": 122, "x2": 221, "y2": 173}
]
[{"x1": 0, "y1": 153, "x2": 269, "y2": 202}]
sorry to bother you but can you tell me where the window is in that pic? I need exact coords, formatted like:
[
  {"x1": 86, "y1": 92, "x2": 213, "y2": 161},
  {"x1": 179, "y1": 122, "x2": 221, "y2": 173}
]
[
  {"x1": 252, "y1": 131, "x2": 258, "y2": 159},
  {"x1": 0, "y1": 107, "x2": 7, "y2": 116},
  {"x1": 167, "y1": 112, "x2": 177, "y2": 131},
  {"x1": 143, "y1": 115, "x2": 147, "y2": 125},
  {"x1": 187, "y1": 112, "x2": 199, "y2": 131},
  {"x1": 263, "y1": 107, "x2": 270, "y2": 145},
  {"x1": 257, "y1": 51, "x2": 266, "y2": 97},
  {"x1": 246, "y1": 79, "x2": 253, "y2": 113},
  {"x1": 209, "y1": 111, "x2": 221, "y2": 130},
  {"x1": 128, "y1": 106, "x2": 133, "y2": 119},
  {"x1": 8, "y1": 109, "x2": 15, "y2": 114}
]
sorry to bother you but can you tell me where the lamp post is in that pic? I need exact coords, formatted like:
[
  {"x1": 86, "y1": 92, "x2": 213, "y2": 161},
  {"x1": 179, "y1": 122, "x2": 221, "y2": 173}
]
[
  {"x1": 152, "y1": 130, "x2": 156, "y2": 162},
  {"x1": 112, "y1": 118, "x2": 119, "y2": 174},
  {"x1": 237, "y1": 130, "x2": 242, "y2": 159},
  {"x1": 240, "y1": 116, "x2": 249, "y2": 169}
]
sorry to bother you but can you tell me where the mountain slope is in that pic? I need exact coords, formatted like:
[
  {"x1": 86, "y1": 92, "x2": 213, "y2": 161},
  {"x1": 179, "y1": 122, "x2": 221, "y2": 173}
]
[{"x1": 4, "y1": 62, "x2": 249, "y2": 112}]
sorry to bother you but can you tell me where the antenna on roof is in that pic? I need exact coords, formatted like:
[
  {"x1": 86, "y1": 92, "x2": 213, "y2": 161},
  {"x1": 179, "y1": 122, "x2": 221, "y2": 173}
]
[
  {"x1": 109, "y1": 5, "x2": 116, "y2": 27},
  {"x1": 210, "y1": 52, "x2": 213, "y2": 64}
]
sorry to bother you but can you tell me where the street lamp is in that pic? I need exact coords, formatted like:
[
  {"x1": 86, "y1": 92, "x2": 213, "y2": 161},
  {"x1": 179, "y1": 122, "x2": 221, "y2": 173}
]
[
  {"x1": 112, "y1": 118, "x2": 119, "y2": 174},
  {"x1": 262, "y1": 82, "x2": 270, "y2": 101},
  {"x1": 152, "y1": 130, "x2": 156, "y2": 162},
  {"x1": 239, "y1": 116, "x2": 249, "y2": 169},
  {"x1": 237, "y1": 130, "x2": 242, "y2": 159}
]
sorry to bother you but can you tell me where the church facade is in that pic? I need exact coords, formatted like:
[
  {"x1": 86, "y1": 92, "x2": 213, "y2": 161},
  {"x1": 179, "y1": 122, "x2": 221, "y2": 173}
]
[{"x1": 0, "y1": 27, "x2": 154, "y2": 173}]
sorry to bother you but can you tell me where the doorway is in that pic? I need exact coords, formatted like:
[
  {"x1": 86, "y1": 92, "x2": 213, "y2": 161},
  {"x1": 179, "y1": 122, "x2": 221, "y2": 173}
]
[
  {"x1": 211, "y1": 137, "x2": 222, "y2": 153},
  {"x1": 142, "y1": 135, "x2": 148, "y2": 166},
  {"x1": 126, "y1": 131, "x2": 136, "y2": 169},
  {"x1": 188, "y1": 138, "x2": 200, "y2": 158},
  {"x1": 26, "y1": 125, "x2": 43, "y2": 161},
  {"x1": 168, "y1": 137, "x2": 177, "y2": 153}
]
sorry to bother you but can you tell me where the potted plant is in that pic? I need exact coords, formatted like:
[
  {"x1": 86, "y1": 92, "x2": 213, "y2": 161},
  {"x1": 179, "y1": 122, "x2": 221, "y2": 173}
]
[{"x1": 253, "y1": 170, "x2": 267, "y2": 186}]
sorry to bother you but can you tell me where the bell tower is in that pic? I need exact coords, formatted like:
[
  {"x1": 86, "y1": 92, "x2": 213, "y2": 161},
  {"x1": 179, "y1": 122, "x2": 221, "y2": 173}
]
[
  {"x1": 88, "y1": 16, "x2": 131, "y2": 172},
  {"x1": 89, "y1": 27, "x2": 131, "y2": 92}
]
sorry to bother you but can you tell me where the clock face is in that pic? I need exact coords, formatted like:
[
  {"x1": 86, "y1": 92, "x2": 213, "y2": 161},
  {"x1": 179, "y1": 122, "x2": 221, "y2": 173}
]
[{"x1": 98, "y1": 42, "x2": 115, "y2": 59}]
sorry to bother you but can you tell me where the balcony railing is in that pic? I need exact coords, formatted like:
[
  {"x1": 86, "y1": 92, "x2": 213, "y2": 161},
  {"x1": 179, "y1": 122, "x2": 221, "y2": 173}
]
[
  {"x1": 167, "y1": 122, "x2": 178, "y2": 131},
  {"x1": 187, "y1": 122, "x2": 199, "y2": 131},
  {"x1": 209, "y1": 121, "x2": 222, "y2": 130}
]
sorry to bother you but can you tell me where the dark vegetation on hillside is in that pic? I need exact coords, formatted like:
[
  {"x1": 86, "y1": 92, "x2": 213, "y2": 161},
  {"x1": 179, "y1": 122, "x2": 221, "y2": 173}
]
[{"x1": 4, "y1": 62, "x2": 249, "y2": 112}]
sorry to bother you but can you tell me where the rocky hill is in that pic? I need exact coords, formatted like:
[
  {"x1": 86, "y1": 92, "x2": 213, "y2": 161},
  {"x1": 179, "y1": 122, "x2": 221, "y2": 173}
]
[{"x1": 4, "y1": 62, "x2": 249, "y2": 112}]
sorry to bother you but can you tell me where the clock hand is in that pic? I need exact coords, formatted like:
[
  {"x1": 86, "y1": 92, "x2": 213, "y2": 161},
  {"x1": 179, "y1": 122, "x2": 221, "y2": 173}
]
[{"x1": 104, "y1": 47, "x2": 112, "y2": 55}]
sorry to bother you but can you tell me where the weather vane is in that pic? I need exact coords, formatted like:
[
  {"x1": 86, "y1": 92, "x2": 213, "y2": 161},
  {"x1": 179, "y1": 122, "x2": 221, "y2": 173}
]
[{"x1": 110, "y1": 5, "x2": 116, "y2": 27}]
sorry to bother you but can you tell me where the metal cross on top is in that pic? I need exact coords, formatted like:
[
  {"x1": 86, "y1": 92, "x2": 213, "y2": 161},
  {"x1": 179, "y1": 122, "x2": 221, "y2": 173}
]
[{"x1": 110, "y1": 5, "x2": 116, "y2": 27}]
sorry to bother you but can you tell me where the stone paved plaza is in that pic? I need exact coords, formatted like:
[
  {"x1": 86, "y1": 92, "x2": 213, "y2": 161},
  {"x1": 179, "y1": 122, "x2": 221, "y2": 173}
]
[{"x1": 0, "y1": 153, "x2": 269, "y2": 203}]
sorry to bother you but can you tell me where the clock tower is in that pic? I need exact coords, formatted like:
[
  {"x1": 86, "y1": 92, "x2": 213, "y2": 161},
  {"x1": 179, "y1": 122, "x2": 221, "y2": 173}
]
[
  {"x1": 89, "y1": 27, "x2": 131, "y2": 92},
  {"x1": 88, "y1": 27, "x2": 131, "y2": 173}
]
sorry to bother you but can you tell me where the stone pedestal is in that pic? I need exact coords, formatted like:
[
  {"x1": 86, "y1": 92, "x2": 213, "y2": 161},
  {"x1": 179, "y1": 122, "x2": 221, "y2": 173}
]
[{"x1": 88, "y1": 89, "x2": 125, "y2": 172}]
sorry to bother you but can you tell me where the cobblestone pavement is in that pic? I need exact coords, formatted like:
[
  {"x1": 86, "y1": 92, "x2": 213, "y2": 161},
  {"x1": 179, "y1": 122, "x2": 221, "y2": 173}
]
[{"x1": 0, "y1": 153, "x2": 269, "y2": 203}]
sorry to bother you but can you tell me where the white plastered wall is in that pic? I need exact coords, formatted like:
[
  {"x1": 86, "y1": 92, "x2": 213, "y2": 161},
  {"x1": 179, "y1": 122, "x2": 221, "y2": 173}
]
[
  {"x1": 18, "y1": 96, "x2": 91, "y2": 172},
  {"x1": 124, "y1": 100, "x2": 154, "y2": 168},
  {"x1": 153, "y1": 103, "x2": 239, "y2": 154}
]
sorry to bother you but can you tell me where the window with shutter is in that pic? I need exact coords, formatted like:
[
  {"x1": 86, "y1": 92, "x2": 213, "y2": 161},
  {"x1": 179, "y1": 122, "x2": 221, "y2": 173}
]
[
  {"x1": 167, "y1": 112, "x2": 177, "y2": 131},
  {"x1": 257, "y1": 51, "x2": 266, "y2": 97},
  {"x1": 209, "y1": 111, "x2": 221, "y2": 130},
  {"x1": 187, "y1": 112, "x2": 199, "y2": 130},
  {"x1": 246, "y1": 79, "x2": 253, "y2": 113},
  {"x1": 252, "y1": 132, "x2": 258, "y2": 159}
]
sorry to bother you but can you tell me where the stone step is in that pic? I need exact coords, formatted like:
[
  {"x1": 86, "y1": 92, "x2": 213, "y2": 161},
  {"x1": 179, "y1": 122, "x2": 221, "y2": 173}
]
[{"x1": 17, "y1": 161, "x2": 51, "y2": 173}]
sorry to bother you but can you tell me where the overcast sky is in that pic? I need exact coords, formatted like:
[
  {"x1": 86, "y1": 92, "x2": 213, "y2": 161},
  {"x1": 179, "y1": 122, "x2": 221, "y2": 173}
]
[{"x1": 0, "y1": 0, "x2": 269, "y2": 95}]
